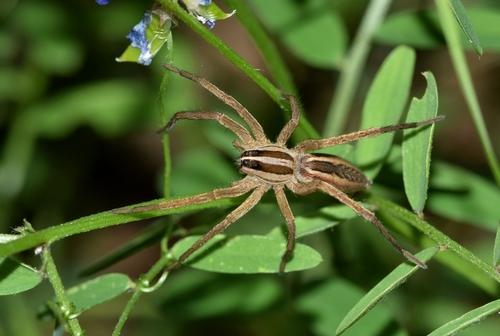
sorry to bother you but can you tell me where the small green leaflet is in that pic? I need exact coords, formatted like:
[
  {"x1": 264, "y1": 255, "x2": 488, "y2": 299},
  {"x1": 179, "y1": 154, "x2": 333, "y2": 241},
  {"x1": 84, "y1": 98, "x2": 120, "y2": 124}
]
[
  {"x1": 171, "y1": 234, "x2": 322, "y2": 273},
  {"x1": 0, "y1": 257, "x2": 42, "y2": 295},
  {"x1": 402, "y1": 72, "x2": 439, "y2": 214},
  {"x1": 61, "y1": 273, "x2": 133, "y2": 314}
]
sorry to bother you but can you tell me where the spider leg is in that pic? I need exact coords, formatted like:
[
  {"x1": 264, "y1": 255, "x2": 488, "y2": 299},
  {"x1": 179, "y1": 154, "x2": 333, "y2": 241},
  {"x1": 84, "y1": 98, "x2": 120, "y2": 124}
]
[
  {"x1": 163, "y1": 64, "x2": 267, "y2": 142},
  {"x1": 159, "y1": 110, "x2": 255, "y2": 147},
  {"x1": 166, "y1": 185, "x2": 269, "y2": 272},
  {"x1": 113, "y1": 177, "x2": 257, "y2": 214},
  {"x1": 276, "y1": 94, "x2": 300, "y2": 146},
  {"x1": 318, "y1": 181, "x2": 427, "y2": 269},
  {"x1": 295, "y1": 116, "x2": 444, "y2": 151},
  {"x1": 274, "y1": 186, "x2": 296, "y2": 273}
]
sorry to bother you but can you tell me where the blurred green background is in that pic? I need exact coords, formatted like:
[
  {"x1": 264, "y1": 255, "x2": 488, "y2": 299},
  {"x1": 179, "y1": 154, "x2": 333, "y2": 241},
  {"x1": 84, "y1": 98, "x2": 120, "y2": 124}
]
[{"x1": 1, "y1": 0, "x2": 499, "y2": 335}]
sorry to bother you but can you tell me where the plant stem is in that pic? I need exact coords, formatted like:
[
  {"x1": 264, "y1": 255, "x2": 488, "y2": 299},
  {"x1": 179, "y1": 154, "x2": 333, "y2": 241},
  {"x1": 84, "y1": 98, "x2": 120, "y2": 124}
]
[
  {"x1": 222, "y1": 0, "x2": 316, "y2": 142},
  {"x1": 42, "y1": 247, "x2": 84, "y2": 335},
  {"x1": 158, "y1": 0, "x2": 318, "y2": 139},
  {"x1": 323, "y1": 0, "x2": 392, "y2": 136},
  {"x1": 222, "y1": 0, "x2": 296, "y2": 94},
  {"x1": 0, "y1": 197, "x2": 237, "y2": 258},
  {"x1": 112, "y1": 254, "x2": 171, "y2": 336},
  {"x1": 373, "y1": 196, "x2": 500, "y2": 284},
  {"x1": 435, "y1": 0, "x2": 500, "y2": 185}
]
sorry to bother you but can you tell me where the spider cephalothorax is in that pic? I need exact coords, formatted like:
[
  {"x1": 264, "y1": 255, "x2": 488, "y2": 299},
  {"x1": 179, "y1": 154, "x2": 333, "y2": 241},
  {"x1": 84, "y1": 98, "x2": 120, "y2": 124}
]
[{"x1": 124, "y1": 64, "x2": 443, "y2": 273}]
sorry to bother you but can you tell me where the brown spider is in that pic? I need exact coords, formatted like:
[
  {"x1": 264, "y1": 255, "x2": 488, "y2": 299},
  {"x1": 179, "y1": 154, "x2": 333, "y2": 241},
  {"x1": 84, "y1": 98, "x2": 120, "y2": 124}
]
[{"x1": 125, "y1": 64, "x2": 443, "y2": 273}]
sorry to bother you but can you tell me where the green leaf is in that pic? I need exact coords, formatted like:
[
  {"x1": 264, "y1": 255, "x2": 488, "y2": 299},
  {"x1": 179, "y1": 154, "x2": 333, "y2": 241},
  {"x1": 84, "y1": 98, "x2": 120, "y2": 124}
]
[
  {"x1": 267, "y1": 204, "x2": 356, "y2": 239},
  {"x1": 63, "y1": 273, "x2": 133, "y2": 314},
  {"x1": 354, "y1": 46, "x2": 415, "y2": 179},
  {"x1": 0, "y1": 257, "x2": 42, "y2": 295},
  {"x1": 297, "y1": 278, "x2": 401, "y2": 336},
  {"x1": 494, "y1": 224, "x2": 500, "y2": 268},
  {"x1": 427, "y1": 299, "x2": 500, "y2": 336},
  {"x1": 402, "y1": 72, "x2": 439, "y2": 214},
  {"x1": 171, "y1": 234, "x2": 322, "y2": 273},
  {"x1": 428, "y1": 162, "x2": 500, "y2": 231},
  {"x1": 448, "y1": 0, "x2": 483, "y2": 55},
  {"x1": 336, "y1": 247, "x2": 439, "y2": 335},
  {"x1": 282, "y1": 11, "x2": 347, "y2": 69},
  {"x1": 376, "y1": 8, "x2": 500, "y2": 52},
  {"x1": 249, "y1": 0, "x2": 347, "y2": 68}
]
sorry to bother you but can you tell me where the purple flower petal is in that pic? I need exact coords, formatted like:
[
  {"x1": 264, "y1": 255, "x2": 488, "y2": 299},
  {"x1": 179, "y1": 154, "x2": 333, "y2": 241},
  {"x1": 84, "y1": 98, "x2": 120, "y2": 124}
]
[{"x1": 95, "y1": 0, "x2": 110, "y2": 6}]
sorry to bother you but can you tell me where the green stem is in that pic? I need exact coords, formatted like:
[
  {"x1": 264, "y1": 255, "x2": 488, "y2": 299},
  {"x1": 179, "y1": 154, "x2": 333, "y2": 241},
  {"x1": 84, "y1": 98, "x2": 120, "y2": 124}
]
[
  {"x1": 373, "y1": 196, "x2": 500, "y2": 284},
  {"x1": 158, "y1": 0, "x2": 317, "y2": 139},
  {"x1": 42, "y1": 247, "x2": 84, "y2": 335},
  {"x1": 0, "y1": 197, "x2": 237, "y2": 258},
  {"x1": 435, "y1": 0, "x2": 500, "y2": 185},
  {"x1": 112, "y1": 254, "x2": 171, "y2": 336},
  {"x1": 323, "y1": 0, "x2": 392, "y2": 136}
]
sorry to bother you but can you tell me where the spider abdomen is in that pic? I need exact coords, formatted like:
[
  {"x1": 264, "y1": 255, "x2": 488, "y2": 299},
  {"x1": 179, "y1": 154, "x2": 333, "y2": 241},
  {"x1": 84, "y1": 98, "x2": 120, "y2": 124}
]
[{"x1": 302, "y1": 154, "x2": 370, "y2": 193}]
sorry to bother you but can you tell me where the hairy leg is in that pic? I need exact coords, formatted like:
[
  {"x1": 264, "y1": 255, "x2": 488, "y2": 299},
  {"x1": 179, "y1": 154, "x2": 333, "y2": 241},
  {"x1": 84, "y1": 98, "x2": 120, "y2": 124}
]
[
  {"x1": 113, "y1": 177, "x2": 257, "y2": 214},
  {"x1": 166, "y1": 186, "x2": 269, "y2": 272},
  {"x1": 274, "y1": 185, "x2": 296, "y2": 273},
  {"x1": 318, "y1": 181, "x2": 426, "y2": 269},
  {"x1": 163, "y1": 64, "x2": 267, "y2": 142},
  {"x1": 276, "y1": 94, "x2": 300, "y2": 146},
  {"x1": 295, "y1": 116, "x2": 444, "y2": 151},
  {"x1": 160, "y1": 110, "x2": 255, "y2": 147}
]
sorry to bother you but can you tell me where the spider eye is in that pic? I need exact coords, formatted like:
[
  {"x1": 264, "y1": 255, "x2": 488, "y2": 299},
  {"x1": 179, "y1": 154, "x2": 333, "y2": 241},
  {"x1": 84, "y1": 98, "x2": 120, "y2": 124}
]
[{"x1": 241, "y1": 159, "x2": 260, "y2": 170}]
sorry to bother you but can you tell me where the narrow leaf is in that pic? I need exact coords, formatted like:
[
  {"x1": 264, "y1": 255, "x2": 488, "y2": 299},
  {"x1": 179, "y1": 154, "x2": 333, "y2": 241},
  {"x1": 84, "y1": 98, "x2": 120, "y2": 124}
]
[
  {"x1": 64, "y1": 273, "x2": 133, "y2": 314},
  {"x1": 402, "y1": 72, "x2": 439, "y2": 214},
  {"x1": 427, "y1": 299, "x2": 500, "y2": 336},
  {"x1": 354, "y1": 46, "x2": 415, "y2": 179},
  {"x1": 171, "y1": 235, "x2": 322, "y2": 273},
  {"x1": 448, "y1": 0, "x2": 483, "y2": 55},
  {"x1": 494, "y1": 223, "x2": 500, "y2": 268},
  {"x1": 0, "y1": 257, "x2": 42, "y2": 295},
  {"x1": 336, "y1": 246, "x2": 439, "y2": 335}
]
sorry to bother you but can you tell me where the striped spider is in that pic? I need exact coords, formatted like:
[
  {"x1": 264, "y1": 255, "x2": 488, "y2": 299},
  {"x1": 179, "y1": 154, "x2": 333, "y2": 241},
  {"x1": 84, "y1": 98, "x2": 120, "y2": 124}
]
[{"x1": 129, "y1": 64, "x2": 442, "y2": 273}]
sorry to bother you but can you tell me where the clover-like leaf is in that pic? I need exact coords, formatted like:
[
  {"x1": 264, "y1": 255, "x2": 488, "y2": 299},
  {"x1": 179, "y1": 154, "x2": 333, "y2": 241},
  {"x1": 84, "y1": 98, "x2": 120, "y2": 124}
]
[{"x1": 171, "y1": 234, "x2": 322, "y2": 273}]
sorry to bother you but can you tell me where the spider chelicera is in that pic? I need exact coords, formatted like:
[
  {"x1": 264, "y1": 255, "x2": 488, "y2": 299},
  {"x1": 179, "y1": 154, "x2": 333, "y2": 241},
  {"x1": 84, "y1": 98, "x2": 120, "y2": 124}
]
[{"x1": 122, "y1": 64, "x2": 443, "y2": 273}]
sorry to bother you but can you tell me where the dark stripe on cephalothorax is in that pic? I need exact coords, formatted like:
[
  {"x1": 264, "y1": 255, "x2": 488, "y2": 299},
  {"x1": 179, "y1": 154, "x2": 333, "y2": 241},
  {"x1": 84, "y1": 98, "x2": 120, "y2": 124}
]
[
  {"x1": 240, "y1": 159, "x2": 293, "y2": 175},
  {"x1": 241, "y1": 150, "x2": 293, "y2": 161}
]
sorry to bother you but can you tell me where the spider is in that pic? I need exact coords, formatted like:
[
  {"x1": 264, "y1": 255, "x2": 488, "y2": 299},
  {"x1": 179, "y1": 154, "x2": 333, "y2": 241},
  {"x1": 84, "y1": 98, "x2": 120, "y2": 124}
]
[{"x1": 123, "y1": 64, "x2": 443, "y2": 273}]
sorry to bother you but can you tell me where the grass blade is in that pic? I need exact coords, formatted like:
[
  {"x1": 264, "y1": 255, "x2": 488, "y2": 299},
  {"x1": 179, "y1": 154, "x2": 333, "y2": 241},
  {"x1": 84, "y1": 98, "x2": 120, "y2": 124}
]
[
  {"x1": 494, "y1": 223, "x2": 500, "y2": 269},
  {"x1": 336, "y1": 246, "x2": 439, "y2": 335},
  {"x1": 402, "y1": 72, "x2": 439, "y2": 214},
  {"x1": 448, "y1": 0, "x2": 483, "y2": 55},
  {"x1": 427, "y1": 299, "x2": 500, "y2": 336},
  {"x1": 354, "y1": 46, "x2": 415, "y2": 180},
  {"x1": 435, "y1": 0, "x2": 500, "y2": 185}
]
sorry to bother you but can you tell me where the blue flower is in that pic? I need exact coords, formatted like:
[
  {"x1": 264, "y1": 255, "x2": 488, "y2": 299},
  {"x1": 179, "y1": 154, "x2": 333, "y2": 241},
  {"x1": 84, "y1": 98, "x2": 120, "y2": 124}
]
[
  {"x1": 126, "y1": 12, "x2": 153, "y2": 65},
  {"x1": 95, "y1": 0, "x2": 110, "y2": 6}
]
